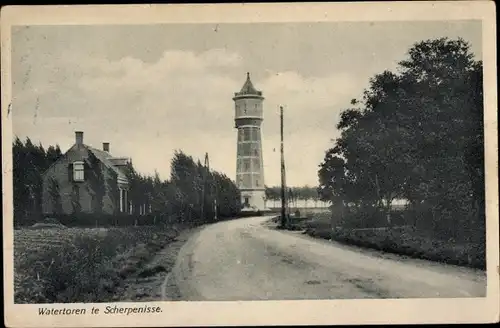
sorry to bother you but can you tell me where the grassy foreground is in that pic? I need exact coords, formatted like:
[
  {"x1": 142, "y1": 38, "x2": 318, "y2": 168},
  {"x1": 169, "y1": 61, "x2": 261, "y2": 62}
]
[
  {"x1": 14, "y1": 225, "x2": 182, "y2": 303},
  {"x1": 294, "y1": 212, "x2": 485, "y2": 270}
]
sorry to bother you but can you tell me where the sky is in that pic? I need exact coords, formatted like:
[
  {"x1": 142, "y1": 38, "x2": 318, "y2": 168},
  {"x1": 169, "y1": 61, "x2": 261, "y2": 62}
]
[{"x1": 11, "y1": 21, "x2": 482, "y2": 187}]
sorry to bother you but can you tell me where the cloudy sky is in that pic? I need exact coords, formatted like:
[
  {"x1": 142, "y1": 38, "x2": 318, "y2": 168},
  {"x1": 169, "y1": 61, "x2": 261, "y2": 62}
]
[{"x1": 11, "y1": 21, "x2": 481, "y2": 187}]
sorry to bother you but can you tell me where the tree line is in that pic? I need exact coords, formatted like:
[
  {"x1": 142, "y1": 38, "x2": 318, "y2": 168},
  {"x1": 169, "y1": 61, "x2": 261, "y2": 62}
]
[
  {"x1": 318, "y1": 37, "x2": 484, "y2": 244},
  {"x1": 12, "y1": 138, "x2": 241, "y2": 226},
  {"x1": 125, "y1": 150, "x2": 241, "y2": 223},
  {"x1": 265, "y1": 185, "x2": 323, "y2": 208},
  {"x1": 13, "y1": 137, "x2": 63, "y2": 222}
]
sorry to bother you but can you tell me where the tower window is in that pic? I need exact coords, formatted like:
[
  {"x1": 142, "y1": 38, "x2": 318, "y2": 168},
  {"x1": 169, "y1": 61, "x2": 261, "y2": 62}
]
[
  {"x1": 256, "y1": 180, "x2": 259, "y2": 187},
  {"x1": 243, "y1": 127, "x2": 251, "y2": 141},
  {"x1": 251, "y1": 128, "x2": 260, "y2": 141},
  {"x1": 241, "y1": 143, "x2": 251, "y2": 156}
]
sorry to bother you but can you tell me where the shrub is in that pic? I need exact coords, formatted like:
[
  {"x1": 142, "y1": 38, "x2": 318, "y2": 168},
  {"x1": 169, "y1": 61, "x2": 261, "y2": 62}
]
[{"x1": 303, "y1": 212, "x2": 485, "y2": 270}]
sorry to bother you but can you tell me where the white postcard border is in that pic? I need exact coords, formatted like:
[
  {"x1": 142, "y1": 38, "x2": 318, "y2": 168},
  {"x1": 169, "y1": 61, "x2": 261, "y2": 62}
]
[{"x1": 2, "y1": 2, "x2": 498, "y2": 327}]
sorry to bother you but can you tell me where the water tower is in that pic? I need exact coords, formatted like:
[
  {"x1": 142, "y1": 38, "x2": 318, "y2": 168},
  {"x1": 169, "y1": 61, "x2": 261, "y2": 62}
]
[{"x1": 233, "y1": 73, "x2": 266, "y2": 211}]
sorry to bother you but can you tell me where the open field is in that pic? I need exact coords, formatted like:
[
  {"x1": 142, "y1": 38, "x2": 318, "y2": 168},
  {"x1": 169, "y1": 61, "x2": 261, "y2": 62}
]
[
  {"x1": 13, "y1": 225, "x2": 183, "y2": 303},
  {"x1": 290, "y1": 212, "x2": 485, "y2": 270}
]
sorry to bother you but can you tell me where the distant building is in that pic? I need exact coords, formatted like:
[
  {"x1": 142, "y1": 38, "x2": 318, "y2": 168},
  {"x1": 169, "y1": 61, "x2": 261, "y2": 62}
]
[
  {"x1": 233, "y1": 73, "x2": 266, "y2": 211},
  {"x1": 41, "y1": 131, "x2": 132, "y2": 216}
]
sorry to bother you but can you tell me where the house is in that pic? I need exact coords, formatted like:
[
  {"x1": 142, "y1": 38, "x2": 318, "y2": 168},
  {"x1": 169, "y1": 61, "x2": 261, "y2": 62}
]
[{"x1": 41, "y1": 131, "x2": 132, "y2": 216}]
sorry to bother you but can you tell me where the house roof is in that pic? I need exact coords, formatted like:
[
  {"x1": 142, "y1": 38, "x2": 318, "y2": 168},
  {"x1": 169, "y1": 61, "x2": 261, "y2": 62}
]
[
  {"x1": 109, "y1": 157, "x2": 130, "y2": 167},
  {"x1": 235, "y1": 72, "x2": 262, "y2": 96},
  {"x1": 41, "y1": 142, "x2": 131, "y2": 186},
  {"x1": 86, "y1": 146, "x2": 129, "y2": 182}
]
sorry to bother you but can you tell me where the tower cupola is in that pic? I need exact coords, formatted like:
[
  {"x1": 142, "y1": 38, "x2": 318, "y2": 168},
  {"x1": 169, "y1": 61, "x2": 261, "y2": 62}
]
[{"x1": 234, "y1": 72, "x2": 263, "y2": 97}]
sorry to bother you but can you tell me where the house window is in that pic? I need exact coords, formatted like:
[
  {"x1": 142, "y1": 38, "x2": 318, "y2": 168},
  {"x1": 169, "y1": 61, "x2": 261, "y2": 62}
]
[
  {"x1": 119, "y1": 188, "x2": 129, "y2": 213},
  {"x1": 73, "y1": 161, "x2": 84, "y2": 181},
  {"x1": 124, "y1": 190, "x2": 128, "y2": 213},
  {"x1": 119, "y1": 189, "x2": 123, "y2": 212}
]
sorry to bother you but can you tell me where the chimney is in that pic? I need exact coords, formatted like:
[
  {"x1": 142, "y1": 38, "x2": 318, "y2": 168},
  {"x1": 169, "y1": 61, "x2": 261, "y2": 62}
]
[
  {"x1": 103, "y1": 142, "x2": 110, "y2": 152},
  {"x1": 75, "y1": 131, "x2": 83, "y2": 146}
]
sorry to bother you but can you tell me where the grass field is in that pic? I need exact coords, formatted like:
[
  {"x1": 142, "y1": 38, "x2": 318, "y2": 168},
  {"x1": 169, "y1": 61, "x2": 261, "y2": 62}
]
[
  {"x1": 298, "y1": 212, "x2": 485, "y2": 270},
  {"x1": 14, "y1": 225, "x2": 181, "y2": 303}
]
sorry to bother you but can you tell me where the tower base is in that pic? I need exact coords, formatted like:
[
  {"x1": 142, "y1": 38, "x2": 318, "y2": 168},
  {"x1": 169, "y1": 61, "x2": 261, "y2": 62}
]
[{"x1": 240, "y1": 189, "x2": 267, "y2": 212}]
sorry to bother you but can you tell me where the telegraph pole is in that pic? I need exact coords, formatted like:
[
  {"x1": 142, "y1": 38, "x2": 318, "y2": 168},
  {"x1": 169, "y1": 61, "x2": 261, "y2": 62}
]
[
  {"x1": 214, "y1": 181, "x2": 218, "y2": 222},
  {"x1": 211, "y1": 155, "x2": 218, "y2": 222},
  {"x1": 203, "y1": 152, "x2": 217, "y2": 222},
  {"x1": 280, "y1": 106, "x2": 288, "y2": 229},
  {"x1": 200, "y1": 153, "x2": 207, "y2": 222}
]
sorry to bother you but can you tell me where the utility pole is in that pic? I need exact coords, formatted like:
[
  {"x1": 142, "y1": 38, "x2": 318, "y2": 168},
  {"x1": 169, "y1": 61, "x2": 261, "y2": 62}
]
[
  {"x1": 280, "y1": 106, "x2": 288, "y2": 229},
  {"x1": 214, "y1": 182, "x2": 218, "y2": 222},
  {"x1": 203, "y1": 152, "x2": 217, "y2": 222},
  {"x1": 212, "y1": 156, "x2": 218, "y2": 222},
  {"x1": 201, "y1": 153, "x2": 207, "y2": 222}
]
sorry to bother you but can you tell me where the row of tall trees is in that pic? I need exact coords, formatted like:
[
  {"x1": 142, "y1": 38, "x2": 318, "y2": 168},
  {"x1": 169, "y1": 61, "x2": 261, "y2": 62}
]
[
  {"x1": 318, "y1": 38, "x2": 485, "y2": 243},
  {"x1": 265, "y1": 185, "x2": 323, "y2": 208},
  {"x1": 125, "y1": 150, "x2": 241, "y2": 223},
  {"x1": 13, "y1": 137, "x2": 63, "y2": 221}
]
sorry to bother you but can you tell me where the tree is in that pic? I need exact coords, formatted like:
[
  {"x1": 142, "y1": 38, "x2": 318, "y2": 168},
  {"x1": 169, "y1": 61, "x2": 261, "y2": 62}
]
[
  {"x1": 12, "y1": 137, "x2": 62, "y2": 224},
  {"x1": 319, "y1": 37, "x2": 484, "y2": 238},
  {"x1": 170, "y1": 150, "x2": 240, "y2": 224}
]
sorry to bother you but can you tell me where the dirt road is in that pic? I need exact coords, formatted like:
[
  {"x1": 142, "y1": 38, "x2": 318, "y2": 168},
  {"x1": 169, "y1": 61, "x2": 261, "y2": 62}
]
[{"x1": 167, "y1": 216, "x2": 486, "y2": 301}]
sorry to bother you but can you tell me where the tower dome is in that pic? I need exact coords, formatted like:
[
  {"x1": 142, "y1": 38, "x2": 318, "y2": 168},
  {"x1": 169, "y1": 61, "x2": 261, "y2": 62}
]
[{"x1": 235, "y1": 72, "x2": 263, "y2": 97}]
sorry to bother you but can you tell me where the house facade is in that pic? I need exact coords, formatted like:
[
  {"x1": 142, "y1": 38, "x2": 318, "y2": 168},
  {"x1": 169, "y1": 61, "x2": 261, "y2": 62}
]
[{"x1": 41, "y1": 131, "x2": 132, "y2": 216}]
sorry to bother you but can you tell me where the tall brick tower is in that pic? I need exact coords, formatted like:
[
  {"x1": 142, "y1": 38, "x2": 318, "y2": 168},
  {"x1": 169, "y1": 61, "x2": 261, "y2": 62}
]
[{"x1": 233, "y1": 72, "x2": 266, "y2": 211}]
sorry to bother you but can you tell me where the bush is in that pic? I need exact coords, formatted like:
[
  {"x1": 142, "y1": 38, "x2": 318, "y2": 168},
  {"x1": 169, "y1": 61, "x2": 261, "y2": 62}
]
[
  {"x1": 329, "y1": 227, "x2": 484, "y2": 269},
  {"x1": 302, "y1": 210, "x2": 485, "y2": 270}
]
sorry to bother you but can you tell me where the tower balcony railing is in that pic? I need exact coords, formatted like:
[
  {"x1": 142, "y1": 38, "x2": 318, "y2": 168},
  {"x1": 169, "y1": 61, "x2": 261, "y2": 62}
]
[
  {"x1": 236, "y1": 170, "x2": 262, "y2": 175},
  {"x1": 237, "y1": 141, "x2": 262, "y2": 144},
  {"x1": 234, "y1": 90, "x2": 263, "y2": 97}
]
